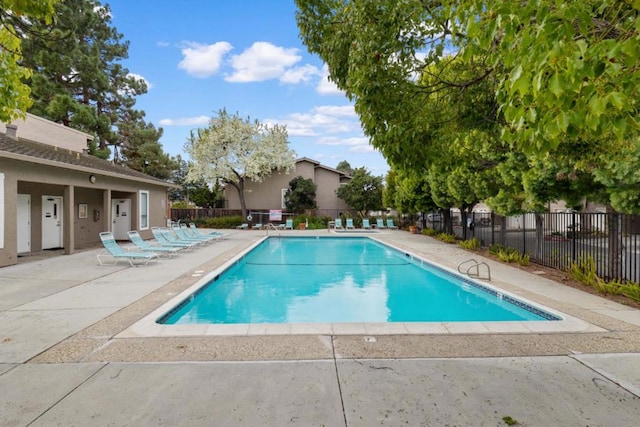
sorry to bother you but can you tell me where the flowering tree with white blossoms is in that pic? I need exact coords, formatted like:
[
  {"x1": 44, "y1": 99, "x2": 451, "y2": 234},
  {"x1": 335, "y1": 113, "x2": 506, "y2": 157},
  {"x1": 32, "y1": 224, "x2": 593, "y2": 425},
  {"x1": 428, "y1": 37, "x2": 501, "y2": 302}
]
[{"x1": 184, "y1": 109, "x2": 296, "y2": 221}]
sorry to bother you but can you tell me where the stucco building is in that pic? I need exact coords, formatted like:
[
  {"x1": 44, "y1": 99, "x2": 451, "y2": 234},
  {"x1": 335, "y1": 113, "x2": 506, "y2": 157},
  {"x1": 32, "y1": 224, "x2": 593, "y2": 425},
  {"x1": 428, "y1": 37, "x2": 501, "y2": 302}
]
[
  {"x1": 224, "y1": 157, "x2": 351, "y2": 214},
  {"x1": 0, "y1": 113, "x2": 175, "y2": 267}
]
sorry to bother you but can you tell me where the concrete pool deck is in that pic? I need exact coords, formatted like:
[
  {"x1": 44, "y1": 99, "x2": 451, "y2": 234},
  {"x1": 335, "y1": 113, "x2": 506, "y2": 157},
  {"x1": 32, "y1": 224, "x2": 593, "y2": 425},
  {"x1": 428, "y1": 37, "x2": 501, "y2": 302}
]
[{"x1": 1, "y1": 229, "x2": 639, "y2": 425}]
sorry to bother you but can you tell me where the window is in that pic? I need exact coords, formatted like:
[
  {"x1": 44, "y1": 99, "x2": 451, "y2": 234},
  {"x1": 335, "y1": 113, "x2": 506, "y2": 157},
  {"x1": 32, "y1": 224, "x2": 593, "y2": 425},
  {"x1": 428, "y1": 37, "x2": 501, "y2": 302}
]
[
  {"x1": 139, "y1": 190, "x2": 149, "y2": 230},
  {"x1": 281, "y1": 189, "x2": 287, "y2": 209}
]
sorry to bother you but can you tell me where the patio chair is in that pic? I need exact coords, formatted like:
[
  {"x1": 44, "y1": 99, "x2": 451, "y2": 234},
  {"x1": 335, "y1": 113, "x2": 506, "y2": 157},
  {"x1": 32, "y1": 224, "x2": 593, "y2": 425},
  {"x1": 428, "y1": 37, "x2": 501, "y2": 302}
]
[
  {"x1": 236, "y1": 223, "x2": 249, "y2": 230},
  {"x1": 127, "y1": 231, "x2": 182, "y2": 257},
  {"x1": 334, "y1": 218, "x2": 344, "y2": 229},
  {"x1": 346, "y1": 218, "x2": 355, "y2": 229},
  {"x1": 172, "y1": 226, "x2": 209, "y2": 246},
  {"x1": 189, "y1": 222, "x2": 228, "y2": 239},
  {"x1": 180, "y1": 223, "x2": 219, "y2": 243},
  {"x1": 362, "y1": 219, "x2": 371, "y2": 229},
  {"x1": 376, "y1": 219, "x2": 387, "y2": 229},
  {"x1": 151, "y1": 227, "x2": 198, "y2": 249},
  {"x1": 251, "y1": 223, "x2": 263, "y2": 230},
  {"x1": 97, "y1": 232, "x2": 159, "y2": 267},
  {"x1": 386, "y1": 219, "x2": 398, "y2": 229},
  {"x1": 284, "y1": 219, "x2": 294, "y2": 230}
]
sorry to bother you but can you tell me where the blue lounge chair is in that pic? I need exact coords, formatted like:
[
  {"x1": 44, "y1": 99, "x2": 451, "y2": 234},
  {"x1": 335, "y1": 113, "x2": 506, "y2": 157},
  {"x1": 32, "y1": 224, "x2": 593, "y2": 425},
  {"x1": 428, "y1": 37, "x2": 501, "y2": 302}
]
[
  {"x1": 334, "y1": 218, "x2": 343, "y2": 229},
  {"x1": 362, "y1": 219, "x2": 371, "y2": 229},
  {"x1": 284, "y1": 219, "x2": 294, "y2": 230},
  {"x1": 346, "y1": 218, "x2": 355, "y2": 229},
  {"x1": 97, "y1": 232, "x2": 159, "y2": 266},
  {"x1": 127, "y1": 231, "x2": 182, "y2": 257},
  {"x1": 172, "y1": 226, "x2": 209, "y2": 246},
  {"x1": 386, "y1": 219, "x2": 398, "y2": 229},
  {"x1": 151, "y1": 227, "x2": 198, "y2": 249},
  {"x1": 376, "y1": 219, "x2": 387, "y2": 229},
  {"x1": 236, "y1": 223, "x2": 249, "y2": 230},
  {"x1": 180, "y1": 223, "x2": 219, "y2": 243},
  {"x1": 252, "y1": 223, "x2": 263, "y2": 230},
  {"x1": 189, "y1": 223, "x2": 228, "y2": 239}
]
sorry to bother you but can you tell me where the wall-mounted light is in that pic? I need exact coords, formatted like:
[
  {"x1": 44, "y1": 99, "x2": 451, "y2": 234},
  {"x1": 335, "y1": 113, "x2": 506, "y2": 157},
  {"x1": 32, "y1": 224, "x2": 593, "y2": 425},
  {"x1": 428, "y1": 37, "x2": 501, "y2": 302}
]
[{"x1": 89, "y1": 174, "x2": 97, "y2": 184}]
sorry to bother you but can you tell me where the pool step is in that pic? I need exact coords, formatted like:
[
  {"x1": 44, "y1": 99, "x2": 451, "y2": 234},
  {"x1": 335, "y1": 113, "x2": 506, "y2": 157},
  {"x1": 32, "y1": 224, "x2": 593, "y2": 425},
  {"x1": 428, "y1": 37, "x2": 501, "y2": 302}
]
[{"x1": 457, "y1": 258, "x2": 491, "y2": 281}]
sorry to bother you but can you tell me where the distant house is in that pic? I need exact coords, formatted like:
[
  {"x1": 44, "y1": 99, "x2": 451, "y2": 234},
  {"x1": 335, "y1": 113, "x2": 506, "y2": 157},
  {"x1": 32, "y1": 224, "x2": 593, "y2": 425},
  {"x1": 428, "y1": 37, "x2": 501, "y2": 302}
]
[
  {"x1": 224, "y1": 157, "x2": 351, "y2": 214},
  {"x1": 0, "y1": 113, "x2": 176, "y2": 267}
]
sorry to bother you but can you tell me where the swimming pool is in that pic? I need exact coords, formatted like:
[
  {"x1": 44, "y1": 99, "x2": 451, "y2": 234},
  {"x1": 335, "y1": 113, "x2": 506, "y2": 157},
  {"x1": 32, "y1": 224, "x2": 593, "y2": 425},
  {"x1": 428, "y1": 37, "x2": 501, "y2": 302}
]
[{"x1": 158, "y1": 237, "x2": 560, "y2": 325}]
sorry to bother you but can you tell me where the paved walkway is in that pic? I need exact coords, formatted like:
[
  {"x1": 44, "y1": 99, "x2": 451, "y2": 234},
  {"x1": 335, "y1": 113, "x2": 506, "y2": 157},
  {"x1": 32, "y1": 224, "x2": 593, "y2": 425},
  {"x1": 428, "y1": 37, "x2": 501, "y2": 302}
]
[{"x1": 1, "y1": 229, "x2": 639, "y2": 426}]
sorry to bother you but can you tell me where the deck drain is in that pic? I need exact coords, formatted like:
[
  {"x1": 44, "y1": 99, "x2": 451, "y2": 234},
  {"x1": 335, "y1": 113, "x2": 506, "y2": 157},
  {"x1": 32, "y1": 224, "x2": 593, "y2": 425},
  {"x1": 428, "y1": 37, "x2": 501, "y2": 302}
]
[{"x1": 364, "y1": 336, "x2": 377, "y2": 343}]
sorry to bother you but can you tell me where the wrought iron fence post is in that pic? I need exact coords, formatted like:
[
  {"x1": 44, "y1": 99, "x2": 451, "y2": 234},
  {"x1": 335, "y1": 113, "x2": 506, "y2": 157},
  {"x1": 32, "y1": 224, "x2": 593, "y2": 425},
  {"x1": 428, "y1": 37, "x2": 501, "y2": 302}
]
[{"x1": 571, "y1": 211, "x2": 577, "y2": 263}]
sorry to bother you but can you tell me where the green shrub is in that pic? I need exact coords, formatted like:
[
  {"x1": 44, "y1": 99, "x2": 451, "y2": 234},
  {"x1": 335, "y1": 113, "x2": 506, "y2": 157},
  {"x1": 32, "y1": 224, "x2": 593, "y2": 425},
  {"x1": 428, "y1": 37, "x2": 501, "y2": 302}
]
[
  {"x1": 567, "y1": 256, "x2": 640, "y2": 302},
  {"x1": 422, "y1": 228, "x2": 437, "y2": 236},
  {"x1": 568, "y1": 256, "x2": 599, "y2": 286},
  {"x1": 436, "y1": 233, "x2": 457, "y2": 243},
  {"x1": 171, "y1": 201, "x2": 189, "y2": 208},
  {"x1": 620, "y1": 282, "x2": 640, "y2": 302},
  {"x1": 293, "y1": 214, "x2": 327, "y2": 229},
  {"x1": 195, "y1": 215, "x2": 243, "y2": 229},
  {"x1": 458, "y1": 237, "x2": 480, "y2": 250},
  {"x1": 493, "y1": 246, "x2": 529, "y2": 266},
  {"x1": 488, "y1": 244, "x2": 505, "y2": 255}
]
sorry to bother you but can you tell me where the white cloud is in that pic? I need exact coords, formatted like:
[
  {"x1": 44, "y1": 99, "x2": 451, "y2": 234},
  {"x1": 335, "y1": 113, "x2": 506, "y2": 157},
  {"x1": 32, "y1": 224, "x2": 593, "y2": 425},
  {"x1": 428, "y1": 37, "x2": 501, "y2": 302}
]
[
  {"x1": 280, "y1": 64, "x2": 321, "y2": 84},
  {"x1": 159, "y1": 116, "x2": 210, "y2": 126},
  {"x1": 316, "y1": 136, "x2": 373, "y2": 153},
  {"x1": 316, "y1": 64, "x2": 344, "y2": 96},
  {"x1": 266, "y1": 105, "x2": 360, "y2": 138},
  {"x1": 178, "y1": 41, "x2": 233, "y2": 78},
  {"x1": 225, "y1": 42, "x2": 301, "y2": 82}
]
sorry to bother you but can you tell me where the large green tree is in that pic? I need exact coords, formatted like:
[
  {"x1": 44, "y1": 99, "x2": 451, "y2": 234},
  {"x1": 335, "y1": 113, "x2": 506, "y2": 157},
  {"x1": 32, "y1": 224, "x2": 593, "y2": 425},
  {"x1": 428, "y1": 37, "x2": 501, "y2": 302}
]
[
  {"x1": 118, "y1": 115, "x2": 178, "y2": 180},
  {"x1": 284, "y1": 176, "x2": 317, "y2": 213},
  {"x1": 336, "y1": 167, "x2": 383, "y2": 217},
  {"x1": 20, "y1": 0, "x2": 151, "y2": 158},
  {"x1": 295, "y1": 0, "x2": 640, "y2": 213},
  {"x1": 185, "y1": 109, "x2": 296, "y2": 220},
  {"x1": 0, "y1": 0, "x2": 58, "y2": 122}
]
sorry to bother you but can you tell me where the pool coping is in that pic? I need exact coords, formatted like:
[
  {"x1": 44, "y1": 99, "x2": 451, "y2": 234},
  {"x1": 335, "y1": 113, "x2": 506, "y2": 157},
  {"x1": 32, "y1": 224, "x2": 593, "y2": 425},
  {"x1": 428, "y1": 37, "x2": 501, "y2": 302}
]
[{"x1": 117, "y1": 235, "x2": 603, "y2": 339}]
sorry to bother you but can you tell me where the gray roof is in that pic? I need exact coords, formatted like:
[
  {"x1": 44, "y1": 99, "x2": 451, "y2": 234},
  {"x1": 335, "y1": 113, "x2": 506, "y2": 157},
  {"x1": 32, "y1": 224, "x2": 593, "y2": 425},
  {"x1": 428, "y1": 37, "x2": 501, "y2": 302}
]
[{"x1": 0, "y1": 133, "x2": 176, "y2": 187}]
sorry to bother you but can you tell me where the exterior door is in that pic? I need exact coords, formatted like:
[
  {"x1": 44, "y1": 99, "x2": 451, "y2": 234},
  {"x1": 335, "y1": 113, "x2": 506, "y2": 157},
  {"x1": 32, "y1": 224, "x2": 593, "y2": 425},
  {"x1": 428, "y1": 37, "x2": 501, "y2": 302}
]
[
  {"x1": 17, "y1": 194, "x2": 31, "y2": 253},
  {"x1": 111, "y1": 199, "x2": 131, "y2": 240},
  {"x1": 42, "y1": 196, "x2": 63, "y2": 249}
]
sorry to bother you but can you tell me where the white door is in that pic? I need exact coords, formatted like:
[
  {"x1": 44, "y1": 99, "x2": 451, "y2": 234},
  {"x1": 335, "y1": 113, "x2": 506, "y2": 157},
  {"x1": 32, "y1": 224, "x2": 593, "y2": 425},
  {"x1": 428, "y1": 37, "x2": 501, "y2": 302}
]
[
  {"x1": 17, "y1": 194, "x2": 31, "y2": 253},
  {"x1": 111, "y1": 199, "x2": 131, "y2": 240},
  {"x1": 42, "y1": 196, "x2": 63, "y2": 249}
]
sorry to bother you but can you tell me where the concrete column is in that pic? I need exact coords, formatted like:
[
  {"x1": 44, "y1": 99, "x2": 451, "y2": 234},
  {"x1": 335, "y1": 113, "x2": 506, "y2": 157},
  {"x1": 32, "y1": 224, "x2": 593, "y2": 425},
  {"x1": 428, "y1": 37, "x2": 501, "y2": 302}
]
[
  {"x1": 64, "y1": 185, "x2": 75, "y2": 255},
  {"x1": 103, "y1": 189, "x2": 111, "y2": 232}
]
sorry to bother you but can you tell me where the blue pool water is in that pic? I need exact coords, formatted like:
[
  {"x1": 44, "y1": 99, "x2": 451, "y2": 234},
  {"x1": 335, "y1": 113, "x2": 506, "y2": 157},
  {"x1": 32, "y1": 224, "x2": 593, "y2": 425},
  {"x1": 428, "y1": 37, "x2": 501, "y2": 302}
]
[{"x1": 159, "y1": 237, "x2": 558, "y2": 324}]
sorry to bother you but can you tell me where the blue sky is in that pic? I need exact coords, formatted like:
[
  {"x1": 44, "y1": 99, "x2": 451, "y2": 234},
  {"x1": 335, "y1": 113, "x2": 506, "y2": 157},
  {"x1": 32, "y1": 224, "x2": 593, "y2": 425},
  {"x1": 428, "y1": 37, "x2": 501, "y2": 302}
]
[{"x1": 105, "y1": 0, "x2": 389, "y2": 176}]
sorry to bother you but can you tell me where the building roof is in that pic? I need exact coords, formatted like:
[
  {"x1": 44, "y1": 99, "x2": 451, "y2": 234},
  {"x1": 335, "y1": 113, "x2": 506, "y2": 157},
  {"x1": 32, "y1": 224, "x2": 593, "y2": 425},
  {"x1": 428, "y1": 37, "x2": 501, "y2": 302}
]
[
  {"x1": 0, "y1": 133, "x2": 176, "y2": 188},
  {"x1": 296, "y1": 157, "x2": 351, "y2": 178}
]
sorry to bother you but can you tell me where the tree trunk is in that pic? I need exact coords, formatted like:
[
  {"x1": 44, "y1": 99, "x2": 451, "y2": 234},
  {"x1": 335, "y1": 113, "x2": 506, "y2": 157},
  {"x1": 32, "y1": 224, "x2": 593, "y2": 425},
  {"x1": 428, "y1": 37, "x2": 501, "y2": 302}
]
[
  {"x1": 228, "y1": 179, "x2": 248, "y2": 222},
  {"x1": 443, "y1": 209, "x2": 454, "y2": 235},
  {"x1": 606, "y1": 204, "x2": 623, "y2": 280},
  {"x1": 534, "y1": 213, "x2": 544, "y2": 260}
]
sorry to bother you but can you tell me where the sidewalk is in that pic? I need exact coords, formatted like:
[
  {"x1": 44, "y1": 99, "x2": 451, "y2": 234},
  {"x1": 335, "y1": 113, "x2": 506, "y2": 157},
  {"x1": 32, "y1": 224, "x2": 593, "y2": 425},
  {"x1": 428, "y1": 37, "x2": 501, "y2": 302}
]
[{"x1": 1, "y1": 229, "x2": 639, "y2": 426}]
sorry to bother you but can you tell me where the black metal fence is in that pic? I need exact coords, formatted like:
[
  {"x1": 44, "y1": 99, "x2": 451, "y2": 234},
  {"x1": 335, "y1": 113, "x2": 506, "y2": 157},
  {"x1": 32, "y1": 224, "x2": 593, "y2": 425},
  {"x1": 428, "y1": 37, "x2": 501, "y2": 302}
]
[
  {"x1": 427, "y1": 211, "x2": 640, "y2": 283},
  {"x1": 170, "y1": 207, "x2": 640, "y2": 283}
]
